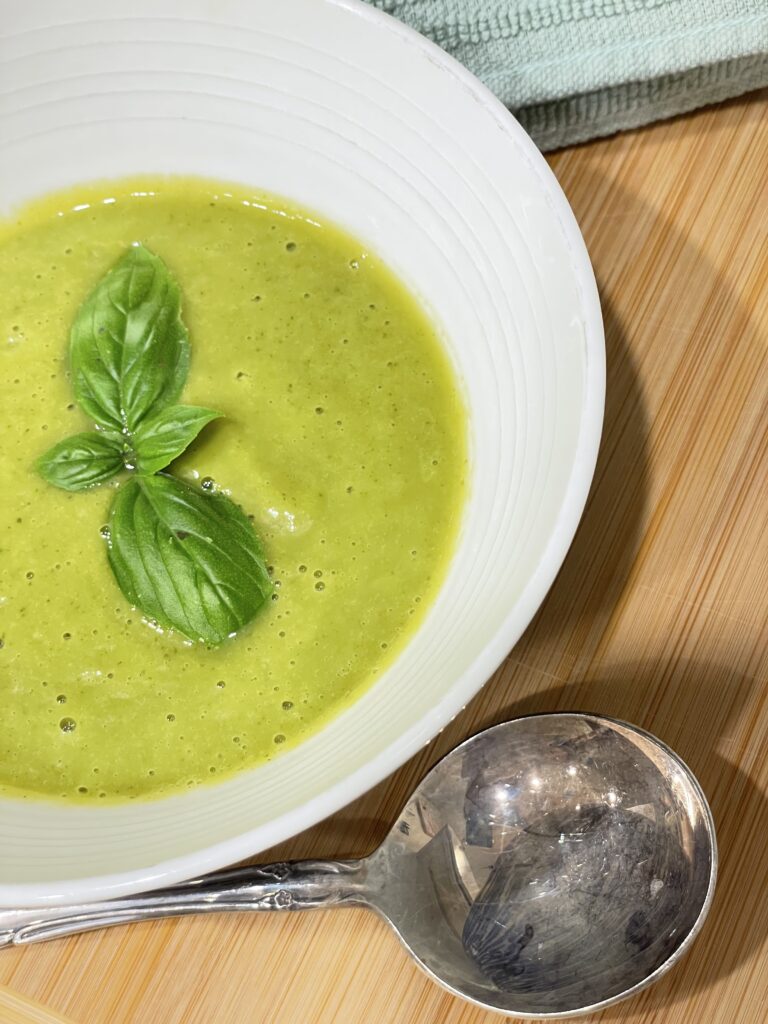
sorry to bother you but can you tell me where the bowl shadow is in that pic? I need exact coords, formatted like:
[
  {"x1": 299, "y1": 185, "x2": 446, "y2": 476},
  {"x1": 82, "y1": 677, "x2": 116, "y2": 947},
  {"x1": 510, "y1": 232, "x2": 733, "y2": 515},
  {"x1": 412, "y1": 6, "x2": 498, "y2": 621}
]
[{"x1": 259, "y1": 99, "x2": 768, "y2": 1017}]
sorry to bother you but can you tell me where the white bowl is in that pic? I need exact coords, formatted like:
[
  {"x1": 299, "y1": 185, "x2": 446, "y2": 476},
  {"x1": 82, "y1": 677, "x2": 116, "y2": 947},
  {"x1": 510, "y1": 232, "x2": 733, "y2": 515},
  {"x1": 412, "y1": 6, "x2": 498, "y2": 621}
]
[{"x1": 0, "y1": 0, "x2": 604, "y2": 906}]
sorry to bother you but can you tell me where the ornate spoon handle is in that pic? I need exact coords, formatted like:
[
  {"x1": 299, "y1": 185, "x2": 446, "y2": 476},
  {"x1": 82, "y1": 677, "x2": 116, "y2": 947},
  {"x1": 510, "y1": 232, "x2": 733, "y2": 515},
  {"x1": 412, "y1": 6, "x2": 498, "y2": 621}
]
[{"x1": 0, "y1": 861, "x2": 368, "y2": 947}]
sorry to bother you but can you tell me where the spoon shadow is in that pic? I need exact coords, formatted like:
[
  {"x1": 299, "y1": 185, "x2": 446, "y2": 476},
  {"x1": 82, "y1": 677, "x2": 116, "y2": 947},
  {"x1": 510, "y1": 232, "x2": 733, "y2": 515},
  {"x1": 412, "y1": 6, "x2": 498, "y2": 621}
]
[
  {"x1": 259, "y1": 657, "x2": 767, "y2": 1015},
  {"x1": 598, "y1": 757, "x2": 766, "y2": 1020},
  {"x1": 478, "y1": 660, "x2": 768, "y2": 1015}
]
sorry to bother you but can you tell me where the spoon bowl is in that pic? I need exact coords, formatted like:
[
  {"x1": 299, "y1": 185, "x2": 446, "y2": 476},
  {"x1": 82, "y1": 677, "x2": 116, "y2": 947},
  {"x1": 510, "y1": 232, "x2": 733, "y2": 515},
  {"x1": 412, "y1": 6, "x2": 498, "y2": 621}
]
[
  {"x1": 368, "y1": 712, "x2": 717, "y2": 1017},
  {"x1": 0, "y1": 714, "x2": 716, "y2": 1018}
]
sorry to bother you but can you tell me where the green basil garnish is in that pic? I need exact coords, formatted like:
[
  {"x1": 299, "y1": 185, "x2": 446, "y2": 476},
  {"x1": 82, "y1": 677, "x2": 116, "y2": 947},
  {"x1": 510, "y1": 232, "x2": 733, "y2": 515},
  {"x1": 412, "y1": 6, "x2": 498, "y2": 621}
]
[
  {"x1": 70, "y1": 245, "x2": 190, "y2": 432},
  {"x1": 36, "y1": 431, "x2": 125, "y2": 491},
  {"x1": 36, "y1": 245, "x2": 271, "y2": 645},
  {"x1": 132, "y1": 404, "x2": 221, "y2": 476},
  {"x1": 108, "y1": 475, "x2": 272, "y2": 645}
]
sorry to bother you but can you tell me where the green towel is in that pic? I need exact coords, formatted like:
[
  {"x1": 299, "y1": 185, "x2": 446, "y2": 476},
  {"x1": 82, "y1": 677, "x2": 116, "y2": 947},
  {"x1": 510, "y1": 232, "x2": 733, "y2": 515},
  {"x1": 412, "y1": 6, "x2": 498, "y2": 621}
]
[{"x1": 367, "y1": 0, "x2": 768, "y2": 149}]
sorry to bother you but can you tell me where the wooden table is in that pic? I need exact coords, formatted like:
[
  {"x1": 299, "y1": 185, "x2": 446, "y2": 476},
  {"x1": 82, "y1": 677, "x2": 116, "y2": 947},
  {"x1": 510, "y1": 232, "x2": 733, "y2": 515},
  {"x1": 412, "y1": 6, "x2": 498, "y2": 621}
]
[{"x1": 1, "y1": 90, "x2": 766, "y2": 1024}]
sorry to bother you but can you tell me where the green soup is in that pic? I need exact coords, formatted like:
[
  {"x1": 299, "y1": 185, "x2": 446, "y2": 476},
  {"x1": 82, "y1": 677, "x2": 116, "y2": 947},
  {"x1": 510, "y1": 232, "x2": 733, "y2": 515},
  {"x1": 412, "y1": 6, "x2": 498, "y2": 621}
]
[{"x1": 0, "y1": 178, "x2": 467, "y2": 803}]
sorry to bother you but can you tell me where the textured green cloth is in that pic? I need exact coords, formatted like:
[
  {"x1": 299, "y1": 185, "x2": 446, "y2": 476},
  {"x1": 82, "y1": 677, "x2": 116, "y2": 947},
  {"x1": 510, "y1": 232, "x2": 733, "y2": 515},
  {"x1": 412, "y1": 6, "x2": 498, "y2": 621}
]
[{"x1": 368, "y1": 0, "x2": 768, "y2": 149}]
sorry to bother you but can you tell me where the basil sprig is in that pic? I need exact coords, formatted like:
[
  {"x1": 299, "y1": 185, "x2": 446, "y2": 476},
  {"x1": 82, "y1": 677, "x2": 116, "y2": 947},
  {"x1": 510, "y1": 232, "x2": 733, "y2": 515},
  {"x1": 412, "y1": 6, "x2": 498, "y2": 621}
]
[
  {"x1": 70, "y1": 244, "x2": 189, "y2": 432},
  {"x1": 108, "y1": 475, "x2": 271, "y2": 645},
  {"x1": 37, "y1": 431, "x2": 126, "y2": 492},
  {"x1": 37, "y1": 245, "x2": 272, "y2": 645},
  {"x1": 131, "y1": 404, "x2": 221, "y2": 476}
]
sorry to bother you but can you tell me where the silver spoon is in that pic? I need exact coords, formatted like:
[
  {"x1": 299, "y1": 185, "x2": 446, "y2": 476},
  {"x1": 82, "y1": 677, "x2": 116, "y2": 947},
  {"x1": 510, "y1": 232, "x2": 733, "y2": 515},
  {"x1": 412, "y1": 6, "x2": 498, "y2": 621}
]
[{"x1": 0, "y1": 713, "x2": 716, "y2": 1018}]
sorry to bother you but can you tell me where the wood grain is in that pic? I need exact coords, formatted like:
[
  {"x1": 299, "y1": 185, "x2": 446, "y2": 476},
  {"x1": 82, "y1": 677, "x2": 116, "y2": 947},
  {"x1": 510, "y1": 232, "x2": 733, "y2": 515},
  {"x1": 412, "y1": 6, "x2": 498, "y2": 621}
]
[
  {"x1": 0, "y1": 987, "x2": 77, "y2": 1024},
  {"x1": 1, "y1": 91, "x2": 766, "y2": 1024}
]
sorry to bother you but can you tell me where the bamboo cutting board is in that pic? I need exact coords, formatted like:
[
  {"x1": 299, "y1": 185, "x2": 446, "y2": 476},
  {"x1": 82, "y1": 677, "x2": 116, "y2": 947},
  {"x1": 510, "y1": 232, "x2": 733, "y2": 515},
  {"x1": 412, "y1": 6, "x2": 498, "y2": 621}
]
[{"x1": 0, "y1": 90, "x2": 766, "y2": 1024}]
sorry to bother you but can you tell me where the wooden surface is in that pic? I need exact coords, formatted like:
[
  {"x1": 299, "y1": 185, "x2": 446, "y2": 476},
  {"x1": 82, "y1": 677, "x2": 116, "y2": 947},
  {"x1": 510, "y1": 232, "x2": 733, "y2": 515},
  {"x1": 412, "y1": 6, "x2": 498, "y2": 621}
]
[
  {"x1": 1, "y1": 91, "x2": 767, "y2": 1024},
  {"x1": 0, "y1": 987, "x2": 76, "y2": 1024}
]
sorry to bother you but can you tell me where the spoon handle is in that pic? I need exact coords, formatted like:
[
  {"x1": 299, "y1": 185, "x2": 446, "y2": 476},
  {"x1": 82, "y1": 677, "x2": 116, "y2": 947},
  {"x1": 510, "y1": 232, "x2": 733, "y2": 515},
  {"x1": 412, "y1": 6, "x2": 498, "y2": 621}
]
[{"x1": 0, "y1": 861, "x2": 369, "y2": 947}]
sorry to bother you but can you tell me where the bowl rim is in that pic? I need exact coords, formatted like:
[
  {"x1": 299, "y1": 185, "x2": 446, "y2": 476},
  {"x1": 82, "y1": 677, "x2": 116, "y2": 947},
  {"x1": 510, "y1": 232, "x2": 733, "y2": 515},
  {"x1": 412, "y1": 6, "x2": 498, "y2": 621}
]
[{"x1": 0, "y1": 0, "x2": 605, "y2": 906}]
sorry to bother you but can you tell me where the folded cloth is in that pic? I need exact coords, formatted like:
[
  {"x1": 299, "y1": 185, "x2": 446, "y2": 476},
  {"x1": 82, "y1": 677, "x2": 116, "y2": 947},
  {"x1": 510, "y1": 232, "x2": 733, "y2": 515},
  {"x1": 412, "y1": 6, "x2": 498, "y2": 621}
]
[{"x1": 367, "y1": 0, "x2": 768, "y2": 149}]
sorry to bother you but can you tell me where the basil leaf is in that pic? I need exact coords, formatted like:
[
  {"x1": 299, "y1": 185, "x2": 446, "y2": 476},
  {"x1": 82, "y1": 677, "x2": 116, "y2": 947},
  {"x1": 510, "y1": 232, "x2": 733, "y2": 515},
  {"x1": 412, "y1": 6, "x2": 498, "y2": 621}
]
[
  {"x1": 70, "y1": 246, "x2": 190, "y2": 431},
  {"x1": 37, "y1": 432, "x2": 125, "y2": 492},
  {"x1": 107, "y1": 474, "x2": 272, "y2": 644},
  {"x1": 132, "y1": 405, "x2": 221, "y2": 475}
]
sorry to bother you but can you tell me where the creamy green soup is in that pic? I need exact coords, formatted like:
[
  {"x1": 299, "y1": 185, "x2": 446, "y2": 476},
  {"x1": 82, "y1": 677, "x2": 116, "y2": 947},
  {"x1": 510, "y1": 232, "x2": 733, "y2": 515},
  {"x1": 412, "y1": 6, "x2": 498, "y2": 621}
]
[{"x1": 0, "y1": 178, "x2": 466, "y2": 803}]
